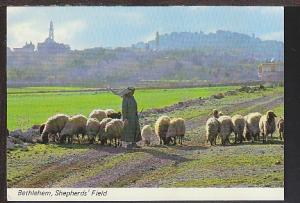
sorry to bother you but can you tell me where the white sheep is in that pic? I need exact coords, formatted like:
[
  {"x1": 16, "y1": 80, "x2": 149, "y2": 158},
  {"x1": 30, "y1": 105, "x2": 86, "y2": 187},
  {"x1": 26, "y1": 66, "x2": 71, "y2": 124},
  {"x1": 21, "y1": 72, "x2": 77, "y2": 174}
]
[
  {"x1": 232, "y1": 115, "x2": 246, "y2": 144},
  {"x1": 166, "y1": 118, "x2": 186, "y2": 145},
  {"x1": 154, "y1": 115, "x2": 171, "y2": 145},
  {"x1": 218, "y1": 115, "x2": 234, "y2": 145},
  {"x1": 98, "y1": 117, "x2": 113, "y2": 145},
  {"x1": 277, "y1": 118, "x2": 284, "y2": 141},
  {"x1": 60, "y1": 114, "x2": 87, "y2": 144},
  {"x1": 259, "y1": 110, "x2": 277, "y2": 143},
  {"x1": 86, "y1": 118, "x2": 101, "y2": 144},
  {"x1": 244, "y1": 112, "x2": 262, "y2": 142},
  {"x1": 205, "y1": 117, "x2": 220, "y2": 146},
  {"x1": 141, "y1": 125, "x2": 159, "y2": 146},
  {"x1": 41, "y1": 114, "x2": 70, "y2": 144},
  {"x1": 89, "y1": 109, "x2": 107, "y2": 122},
  {"x1": 104, "y1": 119, "x2": 124, "y2": 147}
]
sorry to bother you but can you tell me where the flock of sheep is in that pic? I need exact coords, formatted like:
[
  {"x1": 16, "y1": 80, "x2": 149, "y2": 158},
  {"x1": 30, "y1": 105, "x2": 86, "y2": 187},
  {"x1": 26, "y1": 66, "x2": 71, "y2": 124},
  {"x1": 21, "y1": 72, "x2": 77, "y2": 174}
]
[
  {"x1": 40, "y1": 109, "x2": 122, "y2": 146},
  {"x1": 205, "y1": 109, "x2": 284, "y2": 146},
  {"x1": 39, "y1": 107, "x2": 284, "y2": 147},
  {"x1": 39, "y1": 107, "x2": 186, "y2": 147}
]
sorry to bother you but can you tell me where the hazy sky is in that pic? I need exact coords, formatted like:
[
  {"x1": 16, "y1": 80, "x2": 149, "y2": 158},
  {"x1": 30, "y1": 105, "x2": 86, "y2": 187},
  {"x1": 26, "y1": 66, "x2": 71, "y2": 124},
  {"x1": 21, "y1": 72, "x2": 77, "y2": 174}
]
[{"x1": 7, "y1": 6, "x2": 284, "y2": 50}]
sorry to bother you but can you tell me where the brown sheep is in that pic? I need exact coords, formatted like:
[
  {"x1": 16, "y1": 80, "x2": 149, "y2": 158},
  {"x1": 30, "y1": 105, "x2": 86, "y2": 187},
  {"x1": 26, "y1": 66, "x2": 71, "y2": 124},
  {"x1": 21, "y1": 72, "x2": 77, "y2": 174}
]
[{"x1": 259, "y1": 111, "x2": 277, "y2": 143}]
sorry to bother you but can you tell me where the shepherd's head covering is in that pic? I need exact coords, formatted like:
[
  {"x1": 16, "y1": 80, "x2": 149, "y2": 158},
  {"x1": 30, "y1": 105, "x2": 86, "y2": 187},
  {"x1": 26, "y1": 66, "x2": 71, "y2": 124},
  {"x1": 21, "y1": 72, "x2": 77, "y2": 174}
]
[{"x1": 109, "y1": 87, "x2": 135, "y2": 97}]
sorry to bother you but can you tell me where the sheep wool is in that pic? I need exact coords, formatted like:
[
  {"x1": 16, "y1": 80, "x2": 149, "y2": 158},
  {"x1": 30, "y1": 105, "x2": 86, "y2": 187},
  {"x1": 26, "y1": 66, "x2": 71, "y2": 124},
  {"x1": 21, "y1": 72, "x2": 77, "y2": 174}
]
[
  {"x1": 232, "y1": 115, "x2": 245, "y2": 144},
  {"x1": 98, "y1": 118, "x2": 113, "y2": 143},
  {"x1": 244, "y1": 112, "x2": 262, "y2": 142},
  {"x1": 205, "y1": 117, "x2": 220, "y2": 146},
  {"x1": 86, "y1": 118, "x2": 101, "y2": 143},
  {"x1": 41, "y1": 114, "x2": 70, "y2": 144},
  {"x1": 104, "y1": 119, "x2": 124, "y2": 141},
  {"x1": 218, "y1": 115, "x2": 234, "y2": 145},
  {"x1": 166, "y1": 118, "x2": 186, "y2": 145},
  {"x1": 277, "y1": 118, "x2": 284, "y2": 140},
  {"x1": 60, "y1": 114, "x2": 88, "y2": 143},
  {"x1": 259, "y1": 110, "x2": 277, "y2": 143},
  {"x1": 141, "y1": 125, "x2": 159, "y2": 146},
  {"x1": 89, "y1": 109, "x2": 107, "y2": 122},
  {"x1": 154, "y1": 115, "x2": 171, "y2": 145}
]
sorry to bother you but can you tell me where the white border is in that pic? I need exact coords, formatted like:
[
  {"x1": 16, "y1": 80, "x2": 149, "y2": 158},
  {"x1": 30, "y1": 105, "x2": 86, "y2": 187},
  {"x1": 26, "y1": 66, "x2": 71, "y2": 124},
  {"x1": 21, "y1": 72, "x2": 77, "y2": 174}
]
[{"x1": 7, "y1": 188, "x2": 284, "y2": 201}]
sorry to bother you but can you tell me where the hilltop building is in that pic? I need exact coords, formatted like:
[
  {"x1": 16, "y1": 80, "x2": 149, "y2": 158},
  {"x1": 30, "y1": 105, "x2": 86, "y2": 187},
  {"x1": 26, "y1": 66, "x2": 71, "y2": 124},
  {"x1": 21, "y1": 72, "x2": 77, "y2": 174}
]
[
  {"x1": 13, "y1": 41, "x2": 35, "y2": 53},
  {"x1": 258, "y1": 61, "x2": 284, "y2": 83},
  {"x1": 155, "y1": 31, "x2": 160, "y2": 50},
  {"x1": 11, "y1": 21, "x2": 70, "y2": 55},
  {"x1": 37, "y1": 21, "x2": 70, "y2": 54}
]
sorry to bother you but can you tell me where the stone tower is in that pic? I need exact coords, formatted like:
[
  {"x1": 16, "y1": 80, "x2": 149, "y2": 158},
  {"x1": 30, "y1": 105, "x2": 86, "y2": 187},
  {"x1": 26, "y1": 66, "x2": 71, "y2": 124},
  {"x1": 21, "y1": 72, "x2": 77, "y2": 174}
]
[
  {"x1": 155, "y1": 31, "x2": 159, "y2": 50},
  {"x1": 49, "y1": 21, "x2": 54, "y2": 41}
]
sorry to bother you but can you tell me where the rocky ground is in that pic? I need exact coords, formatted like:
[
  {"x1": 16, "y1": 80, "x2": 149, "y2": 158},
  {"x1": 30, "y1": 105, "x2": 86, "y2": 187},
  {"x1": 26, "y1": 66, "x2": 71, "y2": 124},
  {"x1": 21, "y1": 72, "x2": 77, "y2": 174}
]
[{"x1": 7, "y1": 86, "x2": 284, "y2": 188}]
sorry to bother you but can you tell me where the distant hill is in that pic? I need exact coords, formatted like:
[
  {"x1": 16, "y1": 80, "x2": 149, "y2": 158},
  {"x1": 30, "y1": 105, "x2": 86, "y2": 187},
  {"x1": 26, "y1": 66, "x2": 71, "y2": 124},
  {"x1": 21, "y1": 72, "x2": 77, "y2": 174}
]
[
  {"x1": 133, "y1": 30, "x2": 283, "y2": 61},
  {"x1": 7, "y1": 30, "x2": 283, "y2": 87}
]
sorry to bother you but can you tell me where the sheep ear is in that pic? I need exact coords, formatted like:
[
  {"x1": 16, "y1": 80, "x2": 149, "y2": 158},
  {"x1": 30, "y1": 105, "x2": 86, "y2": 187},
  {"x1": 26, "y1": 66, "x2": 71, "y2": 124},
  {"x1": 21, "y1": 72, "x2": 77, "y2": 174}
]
[{"x1": 273, "y1": 112, "x2": 277, "y2": 117}]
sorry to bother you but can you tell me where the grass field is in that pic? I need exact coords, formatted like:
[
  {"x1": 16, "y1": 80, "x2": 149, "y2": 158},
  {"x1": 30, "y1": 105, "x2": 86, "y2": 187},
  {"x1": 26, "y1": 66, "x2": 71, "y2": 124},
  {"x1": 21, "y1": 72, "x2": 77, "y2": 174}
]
[
  {"x1": 8, "y1": 86, "x2": 237, "y2": 130},
  {"x1": 8, "y1": 86, "x2": 86, "y2": 94}
]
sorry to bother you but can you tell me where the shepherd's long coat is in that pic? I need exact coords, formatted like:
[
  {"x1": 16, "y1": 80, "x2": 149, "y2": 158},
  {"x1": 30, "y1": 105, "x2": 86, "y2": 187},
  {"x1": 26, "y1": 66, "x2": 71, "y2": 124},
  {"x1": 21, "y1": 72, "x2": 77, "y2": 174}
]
[{"x1": 122, "y1": 95, "x2": 141, "y2": 142}]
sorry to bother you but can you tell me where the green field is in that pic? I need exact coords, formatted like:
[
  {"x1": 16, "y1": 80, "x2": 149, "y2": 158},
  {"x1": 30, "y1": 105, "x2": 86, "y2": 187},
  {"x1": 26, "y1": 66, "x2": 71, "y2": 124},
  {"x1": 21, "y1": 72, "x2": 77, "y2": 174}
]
[
  {"x1": 8, "y1": 86, "x2": 237, "y2": 130},
  {"x1": 8, "y1": 86, "x2": 86, "y2": 94}
]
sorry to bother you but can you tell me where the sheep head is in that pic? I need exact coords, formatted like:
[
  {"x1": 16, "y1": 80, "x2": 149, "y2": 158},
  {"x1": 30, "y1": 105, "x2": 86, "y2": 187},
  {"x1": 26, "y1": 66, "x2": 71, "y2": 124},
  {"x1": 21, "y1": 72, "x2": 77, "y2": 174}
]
[
  {"x1": 266, "y1": 111, "x2": 277, "y2": 121},
  {"x1": 211, "y1": 109, "x2": 219, "y2": 118},
  {"x1": 41, "y1": 132, "x2": 49, "y2": 144},
  {"x1": 39, "y1": 123, "x2": 46, "y2": 135}
]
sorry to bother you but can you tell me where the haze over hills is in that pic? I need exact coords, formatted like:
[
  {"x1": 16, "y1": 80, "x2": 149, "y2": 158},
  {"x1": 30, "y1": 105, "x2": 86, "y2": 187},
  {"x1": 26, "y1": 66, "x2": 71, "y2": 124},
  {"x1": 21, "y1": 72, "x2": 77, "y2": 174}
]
[
  {"x1": 7, "y1": 30, "x2": 283, "y2": 87},
  {"x1": 134, "y1": 30, "x2": 283, "y2": 60}
]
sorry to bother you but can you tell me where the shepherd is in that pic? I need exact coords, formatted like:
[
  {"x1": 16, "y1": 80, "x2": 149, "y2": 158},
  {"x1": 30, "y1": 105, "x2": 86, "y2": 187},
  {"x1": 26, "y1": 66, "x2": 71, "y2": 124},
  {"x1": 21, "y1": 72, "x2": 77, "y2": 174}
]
[{"x1": 109, "y1": 86, "x2": 141, "y2": 149}]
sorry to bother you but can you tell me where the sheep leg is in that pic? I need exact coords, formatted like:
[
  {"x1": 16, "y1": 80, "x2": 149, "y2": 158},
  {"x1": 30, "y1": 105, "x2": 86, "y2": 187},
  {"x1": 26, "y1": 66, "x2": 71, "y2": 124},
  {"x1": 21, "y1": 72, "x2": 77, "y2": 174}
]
[
  {"x1": 262, "y1": 133, "x2": 266, "y2": 143},
  {"x1": 76, "y1": 134, "x2": 81, "y2": 144},
  {"x1": 239, "y1": 134, "x2": 243, "y2": 144},
  {"x1": 173, "y1": 137, "x2": 177, "y2": 145},
  {"x1": 234, "y1": 133, "x2": 237, "y2": 144},
  {"x1": 100, "y1": 139, "x2": 106, "y2": 145},
  {"x1": 251, "y1": 133, "x2": 255, "y2": 143},
  {"x1": 114, "y1": 138, "x2": 117, "y2": 148},
  {"x1": 279, "y1": 132, "x2": 282, "y2": 140},
  {"x1": 226, "y1": 136, "x2": 231, "y2": 145}
]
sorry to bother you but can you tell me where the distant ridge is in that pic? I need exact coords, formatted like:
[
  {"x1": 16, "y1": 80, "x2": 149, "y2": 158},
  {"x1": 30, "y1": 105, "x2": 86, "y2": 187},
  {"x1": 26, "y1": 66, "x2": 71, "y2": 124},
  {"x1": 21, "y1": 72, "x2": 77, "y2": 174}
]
[
  {"x1": 133, "y1": 30, "x2": 283, "y2": 59},
  {"x1": 7, "y1": 30, "x2": 283, "y2": 87}
]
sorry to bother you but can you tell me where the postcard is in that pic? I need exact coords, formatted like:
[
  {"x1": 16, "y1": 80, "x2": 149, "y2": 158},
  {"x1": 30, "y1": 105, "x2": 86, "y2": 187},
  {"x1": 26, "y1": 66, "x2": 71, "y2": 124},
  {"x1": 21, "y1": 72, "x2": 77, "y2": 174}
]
[{"x1": 5, "y1": 6, "x2": 284, "y2": 201}]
